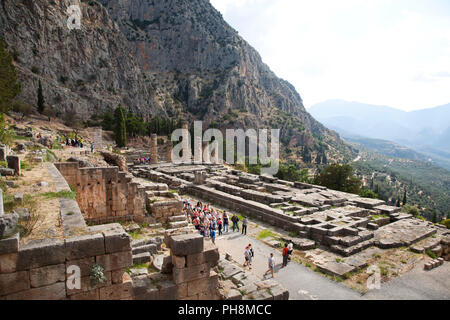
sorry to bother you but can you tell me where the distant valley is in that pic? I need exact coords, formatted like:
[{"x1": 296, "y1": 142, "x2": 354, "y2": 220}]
[{"x1": 308, "y1": 100, "x2": 450, "y2": 170}]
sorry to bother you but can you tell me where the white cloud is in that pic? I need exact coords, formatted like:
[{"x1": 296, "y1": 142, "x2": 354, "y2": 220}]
[{"x1": 210, "y1": 0, "x2": 450, "y2": 111}]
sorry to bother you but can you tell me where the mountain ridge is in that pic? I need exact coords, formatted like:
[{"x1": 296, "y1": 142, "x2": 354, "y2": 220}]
[{"x1": 0, "y1": 0, "x2": 355, "y2": 164}]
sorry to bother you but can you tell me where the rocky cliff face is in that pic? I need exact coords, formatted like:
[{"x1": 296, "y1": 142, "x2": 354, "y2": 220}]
[{"x1": 0, "y1": 0, "x2": 355, "y2": 163}]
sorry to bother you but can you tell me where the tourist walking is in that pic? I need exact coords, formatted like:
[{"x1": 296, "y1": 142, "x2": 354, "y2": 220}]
[
  {"x1": 231, "y1": 214, "x2": 239, "y2": 232},
  {"x1": 210, "y1": 228, "x2": 216, "y2": 244},
  {"x1": 288, "y1": 240, "x2": 294, "y2": 261},
  {"x1": 217, "y1": 218, "x2": 223, "y2": 236},
  {"x1": 91, "y1": 143, "x2": 95, "y2": 153},
  {"x1": 264, "y1": 253, "x2": 275, "y2": 279},
  {"x1": 223, "y1": 212, "x2": 229, "y2": 233},
  {"x1": 281, "y1": 243, "x2": 289, "y2": 268},
  {"x1": 248, "y1": 243, "x2": 254, "y2": 267},
  {"x1": 242, "y1": 217, "x2": 248, "y2": 235},
  {"x1": 243, "y1": 245, "x2": 252, "y2": 270}
]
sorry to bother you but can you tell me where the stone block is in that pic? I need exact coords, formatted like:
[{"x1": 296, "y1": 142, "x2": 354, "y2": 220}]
[
  {"x1": 133, "y1": 252, "x2": 151, "y2": 265},
  {"x1": 0, "y1": 270, "x2": 30, "y2": 295},
  {"x1": 66, "y1": 272, "x2": 112, "y2": 296},
  {"x1": 30, "y1": 264, "x2": 65, "y2": 288},
  {"x1": 171, "y1": 255, "x2": 186, "y2": 269},
  {"x1": 111, "y1": 269, "x2": 127, "y2": 284},
  {"x1": 66, "y1": 257, "x2": 95, "y2": 277},
  {"x1": 17, "y1": 239, "x2": 65, "y2": 270},
  {"x1": 0, "y1": 252, "x2": 18, "y2": 273},
  {"x1": 96, "y1": 251, "x2": 133, "y2": 272},
  {"x1": 153, "y1": 254, "x2": 172, "y2": 274},
  {"x1": 104, "y1": 229, "x2": 131, "y2": 254},
  {"x1": 6, "y1": 155, "x2": 20, "y2": 176},
  {"x1": 185, "y1": 242, "x2": 219, "y2": 267},
  {"x1": 65, "y1": 233, "x2": 105, "y2": 260},
  {"x1": 132, "y1": 276, "x2": 160, "y2": 300},
  {"x1": 4, "y1": 281, "x2": 66, "y2": 300},
  {"x1": 158, "y1": 279, "x2": 177, "y2": 300},
  {"x1": 170, "y1": 233, "x2": 204, "y2": 256},
  {"x1": 132, "y1": 244, "x2": 157, "y2": 255},
  {"x1": 172, "y1": 262, "x2": 210, "y2": 284},
  {"x1": 225, "y1": 289, "x2": 242, "y2": 300},
  {"x1": 69, "y1": 289, "x2": 100, "y2": 300},
  {"x1": 187, "y1": 270, "x2": 219, "y2": 296},
  {"x1": 99, "y1": 280, "x2": 133, "y2": 300}
]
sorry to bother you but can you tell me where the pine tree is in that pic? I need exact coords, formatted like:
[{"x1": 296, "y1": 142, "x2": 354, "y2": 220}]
[
  {"x1": 37, "y1": 80, "x2": 45, "y2": 114},
  {"x1": 114, "y1": 106, "x2": 127, "y2": 147}
]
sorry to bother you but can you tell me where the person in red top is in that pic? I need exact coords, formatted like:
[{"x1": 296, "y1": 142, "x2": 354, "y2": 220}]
[{"x1": 281, "y1": 243, "x2": 289, "y2": 268}]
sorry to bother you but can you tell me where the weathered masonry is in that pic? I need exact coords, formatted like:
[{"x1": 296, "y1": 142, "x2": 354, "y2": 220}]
[{"x1": 55, "y1": 162, "x2": 147, "y2": 224}]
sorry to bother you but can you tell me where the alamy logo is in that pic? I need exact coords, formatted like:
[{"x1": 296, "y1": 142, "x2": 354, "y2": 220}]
[
  {"x1": 66, "y1": 265, "x2": 81, "y2": 290},
  {"x1": 171, "y1": 121, "x2": 280, "y2": 176},
  {"x1": 67, "y1": 5, "x2": 82, "y2": 30},
  {"x1": 366, "y1": 265, "x2": 381, "y2": 290}
]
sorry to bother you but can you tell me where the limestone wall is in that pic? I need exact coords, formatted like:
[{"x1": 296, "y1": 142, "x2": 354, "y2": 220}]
[
  {"x1": 55, "y1": 162, "x2": 147, "y2": 224},
  {"x1": 0, "y1": 164, "x2": 134, "y2": 300}
]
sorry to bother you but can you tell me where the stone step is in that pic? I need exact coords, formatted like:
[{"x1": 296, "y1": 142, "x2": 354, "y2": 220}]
[
  {"x1": 331, "y1": 240, "x2": 374, "y2": 257},
  {"x1": 168, "y1": 215, "x2": 186, "y2": 222},
  {"x1": 168, "y1": 220, "x2": 189, "y2": 229},
  {"x1": 132, "y1": 243, "x2": 158, "y2": 255},
  {"x1": 133, "y1": 252, "x2": 151, "y2": 265}
]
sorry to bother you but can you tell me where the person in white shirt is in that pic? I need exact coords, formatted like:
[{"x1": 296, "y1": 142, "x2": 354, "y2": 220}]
[
  {"x1": 288, "y1": 240, "x2": 294, "y2": 261},
  {"x1": 264, "y1": 253, "x2": 275, "y2": 279}
]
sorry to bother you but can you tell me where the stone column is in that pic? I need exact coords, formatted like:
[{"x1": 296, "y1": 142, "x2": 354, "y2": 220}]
[
  {"x1": 181, "y1": 121, "x2": 191, "y2": 163},
  {"x1": 211, "y1": 140, "x2": 219, "y2": 164},
  {"x1": 150, "y1": 134, "x2": 158, "y2": 164},
  {"x1": 202, "y1": 142, "x2": 210, "y2": 163},
  {"x1": 194, "y1": 136, "x2": 202, "y2": 163},
  {"x1": 0, "y1": 189, "x2": 4, "y2": 216},
  {"x1": 6, "y1": 155, "x2": 20, "y2": 176},
  {"x1": 166, "y1": 140, "x2": 173, "y2": 163}
]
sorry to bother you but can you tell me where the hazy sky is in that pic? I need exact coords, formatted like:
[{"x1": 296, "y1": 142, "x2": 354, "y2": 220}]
[{"x1": 210, "y1": 0, "x2": 450, "y2": 111}]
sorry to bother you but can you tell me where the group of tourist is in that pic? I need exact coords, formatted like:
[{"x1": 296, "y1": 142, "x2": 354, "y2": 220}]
[
  {"x1": 183, "y1": 200, "x2": 249, "y2": 243},
  {"x1": 135, "y1": 157, "x2": 152, "y2": 164},
  {"x1": 64, "y1": 136, "x2": 84, "y2": 148},
  {"x1": 183, "y1": 198, "x2": 295, "y2": 279}
]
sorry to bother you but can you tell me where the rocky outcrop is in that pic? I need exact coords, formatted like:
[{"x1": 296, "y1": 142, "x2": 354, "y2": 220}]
[
  {"x1": 0, "y1": 0, "x2": 354, "y2": 162},
  {"x1": 99, "y1": 151, "x2": 127, "y2": 172}
]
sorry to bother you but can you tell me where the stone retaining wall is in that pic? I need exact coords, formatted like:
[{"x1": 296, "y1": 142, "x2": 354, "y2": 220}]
[
  {"x1": 0, "y1": 164, "x2": 134, "y2": 300},
  {"x1": 55, "y1": 162, "x2": 146, "y2": 224}
]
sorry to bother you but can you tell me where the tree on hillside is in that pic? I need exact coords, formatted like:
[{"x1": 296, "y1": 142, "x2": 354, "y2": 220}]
[
  {"x1": 37, "y1": 80, "x2": 45, "y2": 114},
  {"x1": 402, "y1": 189, "x2": 407, "y2": 206},
  {"x1": 359, "y1": 189, "x2": 378, "y2": 199},
  {"x1": 402, "y1": 204, "x2": 420, "y2": 217},
  {"x1": 114, "y1": 106, "x2": 127, "y2": 147},
  {"x1": 102, "y1": 110, "x2": 114, "y2": 131},
  {"x1": 0, "y1": 39, "x2": 21, "y2": 114},
  {"x1": 12, "y1": 100, "x2": 32, "y2": 120},
  {"x1": 314, "y1": 164, "x2": 362, "y2": 194}
]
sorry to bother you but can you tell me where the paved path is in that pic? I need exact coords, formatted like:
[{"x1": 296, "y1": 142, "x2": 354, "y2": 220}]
[
  {"x1": 215, "y1": 232, "x2": 363, "y2": 300},
  {"x1": 364, "y1": 261, "x2": 450, "y2": 300},
  {"x1": 214, "y1": 231, "x2": 450, "y2": 300}
]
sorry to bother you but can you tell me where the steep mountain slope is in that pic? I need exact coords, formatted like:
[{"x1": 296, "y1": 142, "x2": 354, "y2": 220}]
[
  {"x1": 0, "y1": 0, "x2": 165, "y2": 119},
  {"x1": 0, "y1": 0, "x2": 355, "y2": 163}
]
